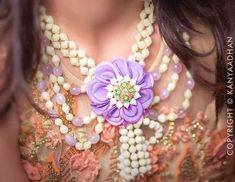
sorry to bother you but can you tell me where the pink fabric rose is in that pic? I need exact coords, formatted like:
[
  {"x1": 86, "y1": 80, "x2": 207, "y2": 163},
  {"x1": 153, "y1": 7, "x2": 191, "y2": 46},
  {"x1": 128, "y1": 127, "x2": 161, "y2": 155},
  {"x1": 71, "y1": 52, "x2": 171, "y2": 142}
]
[
  {"x1": 69, "y1": 150, "x2": 101, "y2": 182},
  {"x1": 21, "y1": 160, "x2": 41, "y2": 181},
  {"x1": 101, "y1": 123, "x2": 116, "y2": 145}
]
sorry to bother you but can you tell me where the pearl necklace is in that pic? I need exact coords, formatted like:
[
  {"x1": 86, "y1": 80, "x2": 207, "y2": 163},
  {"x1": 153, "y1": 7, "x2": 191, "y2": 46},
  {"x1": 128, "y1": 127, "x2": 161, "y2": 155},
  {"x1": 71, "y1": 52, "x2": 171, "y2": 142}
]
[
  {"x1": 36, "y1": 1, "x2": 195, "y2": 181},
  {"x1": 40, "y1": 0, "x2": 155, "y2": 84}
]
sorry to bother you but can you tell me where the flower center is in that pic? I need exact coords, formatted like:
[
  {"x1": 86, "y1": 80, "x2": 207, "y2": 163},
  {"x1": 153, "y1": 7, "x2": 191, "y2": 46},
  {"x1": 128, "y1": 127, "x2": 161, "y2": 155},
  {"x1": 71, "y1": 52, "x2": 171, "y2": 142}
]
[
  {"x1": 106, "y1": 76, "x2": 141, "y2": 109},
  {"x1": 114, "y1": 81, "x2": 136, "y2": 103}
]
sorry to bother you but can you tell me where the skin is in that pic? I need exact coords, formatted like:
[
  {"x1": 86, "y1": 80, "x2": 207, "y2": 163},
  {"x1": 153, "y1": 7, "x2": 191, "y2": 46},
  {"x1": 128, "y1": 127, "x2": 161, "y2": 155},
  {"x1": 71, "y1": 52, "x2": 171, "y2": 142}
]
[{"x1": 0, "y1": 0, "x2": 225, "y2": 181}]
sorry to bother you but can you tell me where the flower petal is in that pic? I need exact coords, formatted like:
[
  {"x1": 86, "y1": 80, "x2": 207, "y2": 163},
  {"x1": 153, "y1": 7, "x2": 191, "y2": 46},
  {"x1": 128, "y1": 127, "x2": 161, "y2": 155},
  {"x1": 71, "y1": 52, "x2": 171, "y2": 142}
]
[
  {"x1": 91, "y1": 101, "x2": 110, "y2": 115},
  {"x1": 138, "y1": 73, "x2": 154, "y2": 89},
  {"x1": 121, "y1": 101, "x2": 143, "y2": 123},
  {"x1": 95, "y1": 63, "x2": 119, "y2": 84},
  {"x1": 112, "y1": 58, "x2": 130, "y2": 77},
  {"x1": 138, "y1": 88, "x2": 154, "y2": 109},
  {"x1": 104, "y1": 106, "x2": 124, "y2": 126},
  {"x1": 87, "y1": 79, "x2": 108, "y2": 104},
  {"x1": 127, "y1": 61, "x2": 145, "y2": 82}
]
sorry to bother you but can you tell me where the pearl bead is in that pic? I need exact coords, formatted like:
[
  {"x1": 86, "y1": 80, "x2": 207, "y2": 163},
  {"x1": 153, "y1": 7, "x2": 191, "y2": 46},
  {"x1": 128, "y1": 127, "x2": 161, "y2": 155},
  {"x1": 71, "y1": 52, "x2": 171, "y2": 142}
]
[
  {"x1": 60, "y1": 33, "x2": 68, "y2": 41},
  {"x1": 37, "y1": 81, "x2": 47, "y2": 92},
  {"x1": 167, "y1": 82, "x2": 176, "y2": 91},
  {"x1": 149, "y1": 120, "x2": 156, "y2": 129},
  {"x1": 62, "y1": 104, "x2": 70, "y2": 114},
  {"x1": 119, "y1": 128, "x2": 128, "y2": 136},
  {"x1": 60, "y1": 125, "x2": 68, "y2": 134},
  {"x1": 183, "y1": 99, "x2": 190, "y2": 109},
  {"x1": 55, "y1": 93, "x2": 65, "y2": 105},
  {"x1": 120, "y1": 136, "x2": 129, "y2": 143},
  {"x1": 149, "y1": 136, "x2": 157, "y2": 144},
  {"x1": 123, "y1": 151, "x2": 130, "y2": 158},
  {"x1": 65, "y1": 134, "x2": 76, "y2": 146},
  {"x1": 72, "y1": 116, "x2": 83, "y2": 127},
  {"x1": 57, "y1": 76, "x2": 64, "y2": 84},
  {"x1": 159, "y1": 64, "x2": 167, "y2": 73},
  {"x1": 66, "y1": 113, "x2": 74, "y2": 121},
  {"x1": 136, "y1": 144, "x2": 143, "y2": 151},
  {"x1": 137, "y1": 151, "x2": 145, "y2": 159},
  {"x1": 97, "y1": 116, "x2": 105, "y2": 123},
  {"x1": 70, "y1": 86, "x2": 81, "y2": 96},
  {"x1": 41, "y1": 91, "x2": 50, "y2": 100},
  {"x1": 95, "y1": 123, "x2": 103, "y2": 134},
  {"x1": 70, "y1": 57, "x2": 79, "y2": 66},
  {"x1": 143, "y1": 118, "x2": 150, "y2": 125},
  {"x1": 63, "y1": 83, "x2": 71, "y2": 90},
  {"x1": 45, "y1": 100, "x2": 53, "y2": 109},
  {"x1": 130, "y1": 153, "x2": 138, "y2": 160},
  {"x1": 131, "y1": 168, "x2": 139, "y2": 176},
  {"x1": 159, "y1": 89, "x2": 169, "y2": 100},
  {"x1": 124, "y1": 159, "x2": 131, "y2": 166},
  {"x1": 131, "y1": 161, "x2": 139, "y2": 168},
  {"x1": 77, "y1": 49, "x2": 86, "y2": 57},
  {"x1": 83, "y1": 116, "x2": 92, "y2": 124},
  {"x1": 158, "y1": 114, "x2": 166, "y2": 123},
  {"x1": 139, "y1": 166, "x2": 147, "y2": 174},
  {"x1": 83, "y1": 141, "x2": 92, "y2": 149},
  {"x1": 55, "y1": 118, "x2": 63, "y2": 126},
  {"x1": 53, "y1": 84, "x2": 60, "y2": 93},
  {"x1": 68, "y1": 41, "x2": 77, "y2": 49},
  {"x1": 128, "y1": 138, "x2": 136, "y2": 145},
  {"x1": 139, "y1": 159, "x2": 146, "y2": 166},
  {"x1": 87, "y1": 58, "x2": 95, "y2": 67},
  {"x1": 75, "y1": 142, "x2": 83, "y2": 150},
  {"x1": 121, "y1": 143, "x2": 129, "y2": 150},
  {"x1": 135, "y1": 136, "x2": 143, "y2": 143},
  {"x1": 166, "y1": 112, "x2": 177, "y2": 121},
  {"x1": 127, "y1": 130, "x2": 135, "y2": 138},
  {"x1": 162, "y1": 55, "x2": 170, "y2": 64},
  {"x1": 89, "y1": 133, "x2": 100, "y2": 144},
  {"x1": 129, "y1": 145, "x2": 137, "y2": 153},
  {"x1": 134, "y1": 128, "x2": 142, "y2": 136}
]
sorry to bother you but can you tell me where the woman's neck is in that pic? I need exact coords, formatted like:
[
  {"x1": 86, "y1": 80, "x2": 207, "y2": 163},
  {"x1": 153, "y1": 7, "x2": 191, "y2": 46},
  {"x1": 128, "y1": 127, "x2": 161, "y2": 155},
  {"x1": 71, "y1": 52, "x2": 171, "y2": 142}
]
[{"x1": 42, "y1": 0, "x2": 143, "y2": 61}]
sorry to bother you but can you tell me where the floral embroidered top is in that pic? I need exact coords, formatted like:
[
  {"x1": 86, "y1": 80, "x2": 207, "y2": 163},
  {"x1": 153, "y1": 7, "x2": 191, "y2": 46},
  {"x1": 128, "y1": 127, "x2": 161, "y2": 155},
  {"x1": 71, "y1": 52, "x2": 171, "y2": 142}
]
[{"x1": 18, "y1": 44, "x2": 234, "y2": 182}]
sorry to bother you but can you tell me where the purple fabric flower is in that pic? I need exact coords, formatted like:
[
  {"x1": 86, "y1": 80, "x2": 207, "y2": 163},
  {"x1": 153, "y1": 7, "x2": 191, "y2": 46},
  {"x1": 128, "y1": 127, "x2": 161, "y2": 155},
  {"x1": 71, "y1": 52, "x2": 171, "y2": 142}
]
[{"x1": 87, "y1": 58, "x2": 154, "y2": 126}]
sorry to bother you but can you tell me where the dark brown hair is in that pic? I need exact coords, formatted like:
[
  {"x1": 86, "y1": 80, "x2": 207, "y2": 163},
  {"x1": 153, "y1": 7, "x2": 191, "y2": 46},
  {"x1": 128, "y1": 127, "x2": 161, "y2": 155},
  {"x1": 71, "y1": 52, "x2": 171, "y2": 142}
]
[{"x1": 0, "y1": 0, "x2": 233, "y2": 120}]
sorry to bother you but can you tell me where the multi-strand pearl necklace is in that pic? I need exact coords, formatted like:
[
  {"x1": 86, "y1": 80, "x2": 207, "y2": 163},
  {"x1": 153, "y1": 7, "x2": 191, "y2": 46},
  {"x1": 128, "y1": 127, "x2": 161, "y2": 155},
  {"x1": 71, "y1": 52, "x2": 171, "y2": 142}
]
[{"x1": 36, "y1": 1, "x2": 195, "y2": 181}]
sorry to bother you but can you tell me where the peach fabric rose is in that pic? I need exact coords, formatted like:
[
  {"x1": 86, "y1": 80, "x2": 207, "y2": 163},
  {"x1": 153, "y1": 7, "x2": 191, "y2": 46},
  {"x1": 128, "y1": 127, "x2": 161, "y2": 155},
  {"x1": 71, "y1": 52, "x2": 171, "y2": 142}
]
[
  {"x1": 101, "y1": 123, "x2": 116, "y2": 145},
  {"x1": 69, "y1": 150, "x2": 101, "y2": 182},
  {"x1": 21, "y1": 160, "x2": 41, "y2": 181}
]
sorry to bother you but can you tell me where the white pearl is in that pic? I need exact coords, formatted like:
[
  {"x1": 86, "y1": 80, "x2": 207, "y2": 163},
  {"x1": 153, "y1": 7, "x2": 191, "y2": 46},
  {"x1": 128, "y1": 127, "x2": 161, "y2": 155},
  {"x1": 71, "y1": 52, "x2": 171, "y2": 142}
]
[
  {"x1": 137, "y1": 151, "x2": 145, "y2": 159},
  {"x1": 172, "y1": 54, "x2": 179, "y2": 63},
  {"x1": 136, "y1": 144, "x2": 143, "y2": 151},
  {"x1": 52, "y1": 34, "x2": 60, "y2": 42},
  {"x1": 144, "y1": 37, "x2": 152, "y2": 47},
  {"x1": 149, "y1": 136, "x2": 157, "y2": 144},
  {"x1": 134, "y1": 128, "x2": 143, "y2": 136},
  {"x1": 60, "y1": 125, "x2": 68, "y2": 134},
  {"x1": 135, "y1": 136, "x2": 143, "y2": 143},
  {"x1": 139, "y1": 159, "x2": 146, "y2": 166},
  {"x1": 184, "y1": 89, "x2": 192, "y2": 99},
  {"x1": 45, "y1": 16, "x2": 54, "y2": 24},
  {"x1": 120, "y1": 136, "x2": 129, "y2": 143},
  {"x1": 61, "y1": 49, "x2": 69, "y2": 57},
  {"x1": 158, "y1": 114, "x2": 167, "y2": 123},
  {"x1": 62, "y1": 104, "x2": 70, "y2": 114},
  {"x1": 53, "y1": 84, "x2": 60, "y2": 93},
  {"x1": 70, "y1": 57, "x2": 79, "y2": 66},
  {"x1": 46, "y1": 46, "x2": 55, "y2": 56},
  {"x1": 87, "y1": 58, "x2": 95, "y2": 67},
  {"x1": 183, "y1": 99, "x2": 190, "y2": 109},
  {"x1": 127, "y1": 125, "x2": 134, "y2": 130},
  {"x1": 131, "y1": 168, "x2": 139, "y2": 176},
  {"x1": 97, "y1": 116, "x2": 105, "y2": 123},
  {"x1": 83, "y1": 141, "x2": 91, "y2": 149},
  {"x1": 131, "y1": 161, "x2": 139, "y2": 168},
  {"x1": 52, "y1": 55, "x2": 60, "y2": 66},
  {"x1": 130, "y1": 153, "x2": 138, "y2": 160},
  {"x1": 80, "y1": 58, "x2": 88, "y2": 66},
  {"x1": 49, "y1": 75, "x2": 57, "y2": 83},
  {"x1": 60, "y1": 33, "x2": 68, "y2": 41},
  {"x1": 123, "y1": 151, "x2": 130, "y2": 158},
  {"x1": 171, "y1": 73, "x2": 179, "y2": 81},
  {"x1": 80, "y1": 67, "x2": 89, "y2": 75},
  {"x1": 69, "y1": 50, "x2": 77, "y2": 57},
  {"x1": 63, "y1": 83, "x2": 71, "y2": 90},
  {"x1": 167, "y1": 82, "x2": 176, "y2": 91},
  {"x1": 123, "y1": 159, "x2": 131, "y2": 166},
  {"x1": 143, "y1": 118, "x2": 150, "y2": 125},
  {"x1": 68, "y1": 41, "x2": 77, "y2": 49},
  {"x1": 141, "y1": 49, "x2": 149, "y2": 58},
  {"x1": 127, "y1": 130, "x2": 135, "y2": 138},
  {"x1": 55, "y1": 118, "x2": 63, "y2": 126},
  {"x1": 41, "y1": 91, "x2": 50, "y2": 100},
  {"x1": 45, "y1": 100, "x2": 53, "y2": 109},
  {"x1": 52, "y1": 24, "x2": 60, "y2": 34},
  {"x1": 166, "y1": 112, "x2": 177, "y2": 121},
  {"x1": 95, "y1": 123, "x2": 103, "y2": 134},
  {"x1": 128, "y1": 138, "x2": 135, "y2": 145},
  {"x1": 149, "y1": 120, "x2": 156, "y2": 129},
  {"x1": 129, "y1": 145, "x2": 137, "y2": 153},
  {"x1": 57, "y1": 76, "x2": 65, "y2": 84},
  {"x1": 119, "y1": 128, "x2": 128, "y2": 136},
  {"x1": 75, "y1": 142, "x2": 83, "y2": 150},
  {"x1": 155, "y1": 132, "x2": 163, "y2": 139},
  {"x1": 162, "y1": 55, "x2": 170, "y2": 64},
  {"x1": 159, "y1": 64, "x2": 167, "y2": 73},
  {"x1": 152, "y1": 96, "x2": 160, "y2": 104},
  {"x1": 121, "y1": 143, "x2": 129, "y2": 150},
  {"x1": 77, "y1": 49, "x2": 86, "y2": 57},
  {"x1": 61, "y1": 41, "x2": 69, "y2": 49},
  {"x1": 139, "y1": 166, "x2": 147, "y2": 174},
  {"x1": 66, "y1": 113, "x2": 74, "y2": 121}
]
